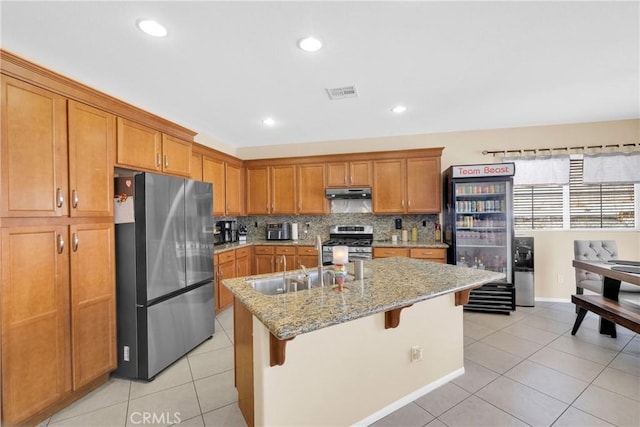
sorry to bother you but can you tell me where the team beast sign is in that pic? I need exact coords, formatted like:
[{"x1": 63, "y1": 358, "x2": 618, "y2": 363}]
[{"x1": 451, "y1": 163, "x2": 515, "y2": 178}]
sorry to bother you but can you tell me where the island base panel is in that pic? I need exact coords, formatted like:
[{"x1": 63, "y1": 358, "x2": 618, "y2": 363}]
[{"x1": 251, "y1": 293, "x2": 464, "y2": 427}]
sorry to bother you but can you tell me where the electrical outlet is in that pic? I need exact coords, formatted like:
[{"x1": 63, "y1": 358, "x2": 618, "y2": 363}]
[
  {"x1": 123, "y1": 345, "x2": 130, "y2": 362},
  {"x1": 557, "y1": 274, "x2": 565, "y2": 284},
  {"x1": 410, "y1": 345, "x2": 423, "y2": 362}
]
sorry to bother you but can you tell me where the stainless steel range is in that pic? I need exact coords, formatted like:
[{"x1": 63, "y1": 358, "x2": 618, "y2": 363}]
[{"x1": 322, "y1": 225, "x2": 373, "y2": 265}]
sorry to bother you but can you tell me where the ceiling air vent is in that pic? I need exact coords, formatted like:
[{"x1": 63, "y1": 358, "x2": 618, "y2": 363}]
[{"x1": 326, "y1": 85, "x2": 358, "y2": 100}]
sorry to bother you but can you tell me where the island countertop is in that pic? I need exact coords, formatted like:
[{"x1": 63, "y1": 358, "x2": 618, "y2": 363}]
[{"x1": 223, "y1": 257, "x2": 504, "y2": 340}]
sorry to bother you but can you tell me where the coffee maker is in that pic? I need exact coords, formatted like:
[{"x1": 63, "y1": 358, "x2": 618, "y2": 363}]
[{"x1": 214, "y1": 220, "x2": 237, "y2": 245}]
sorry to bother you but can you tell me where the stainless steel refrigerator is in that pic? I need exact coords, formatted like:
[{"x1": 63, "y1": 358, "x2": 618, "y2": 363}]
[
  {"x1": 114, "y1": 172, "x2": 215, "y2": 380},
  {"x1": 442, "y1": 163, "x2": 516, "y2": 314}
]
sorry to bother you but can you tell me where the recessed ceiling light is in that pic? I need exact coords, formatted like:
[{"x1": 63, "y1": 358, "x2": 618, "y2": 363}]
[
  {"x1": 262, "y1": 117, "x2": 276, "y2": 127},
  {"x1": 391, "y1": 105, "x2": 408, "y2": 114},
  {"x1": 136, "y1": 19, "x2": 168, "y2": 37},
  {"x1": 297, "y1": 37, "x2": 323, "y2": 52}
]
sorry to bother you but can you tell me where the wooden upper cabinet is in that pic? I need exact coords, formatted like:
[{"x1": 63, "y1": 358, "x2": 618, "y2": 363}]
[
  {"x1": 116, "y1": 117, "x2": 161, "y2": 171},
  {"x1": 298, "y1": 164, "x2": 327, "y2": 215},
  {"x1": 225, "y1": 163, "x2": 244, "y2": 216},
  {"x1": 327, "y1": 161, "x2": 371, "y2": 187},
  {"x1": 1, "y1": 76, "x2": 68, "y2": 217},
  {"x1": 69, "y1": 222, "x2": 116, "y2": 389},
  {"x1": 271, "y1": 165, "x2": 296, "y2": 215},
  {"x1": 161, "y1": 135, "x2": 191, "y2": 177},
  {"x1": 372, "y1": 156, "x2": 441, "y2": 214},
  {"x1": 203, "y1": 156, "x2": 225, "y2": 216},
  {"x1": 191, "y1": 152, "x2": 203, "y2": 181},
  {"x1": 1, "y1": 225, "x2": 72, "y2": 424},
  {"x1": 372, "y1": 159, "x2": 406, "y2": 213},
  {"x1": 116, "y1": 119, "x2": 191, "y2": 176},
  {"x1": 246, "y1": 166, "x2": 270, "y2": 215},
  {"x1": 68, "y1": 101, "x2": 115, "y2": 217},
  {"x1": 406, "y1": 157, "x2": 441, "y2": 213}
]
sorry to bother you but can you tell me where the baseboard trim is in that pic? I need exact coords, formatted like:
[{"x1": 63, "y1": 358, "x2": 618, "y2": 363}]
[{"x1": 353, "y1": 367, "x2": 465, "y2": 426}]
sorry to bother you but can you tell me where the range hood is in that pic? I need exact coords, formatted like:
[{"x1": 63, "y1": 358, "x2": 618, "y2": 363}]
[{"x1": 325, "y1": 187, "x2": 372, "y2": 199}]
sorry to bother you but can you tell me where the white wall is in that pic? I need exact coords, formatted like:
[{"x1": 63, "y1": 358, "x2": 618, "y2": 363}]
[{"x1": 199, "y1": 119, "x2": 640, "y2": 300}]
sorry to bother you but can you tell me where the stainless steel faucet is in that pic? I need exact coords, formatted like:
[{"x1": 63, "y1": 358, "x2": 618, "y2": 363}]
[
  {"x1": 281, "y1": 254, "x2": 287, "y2": 292},
  {"x1": 316, "y1": 235, "x2": 324, "y2": 287}
]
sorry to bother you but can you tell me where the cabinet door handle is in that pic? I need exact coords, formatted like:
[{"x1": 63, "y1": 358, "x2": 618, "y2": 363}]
[
  {"x1": 72, "y1": 233, "x2": 79, "y2": 252},
  {"x1": 401, "y1": 199, "x2": 405, "y2": 208},
  {"x1": 156, "y1": 153, "x2": 161, "y2": 167},
  {"x1": 350, "y1": 175, "x2": 353, "y2": 184},
  {"x1": 72, "y1": 189, "x2": 79, "y2": 208},
  {"x1": 57, "y1": 234, "x2": 64, "y2": 254},
  {"x1": 164, "y1": 155, "x2": 169, "y2": 168},
  {"x1": 408, "y1": 200, "x2": 411, "y2": 208},
  {"x1": 56, "y1": 188, "x2": 64, "y2": 208},
  {"x1": 219, "y1": 270, "x2": 223, "y2": 280}
]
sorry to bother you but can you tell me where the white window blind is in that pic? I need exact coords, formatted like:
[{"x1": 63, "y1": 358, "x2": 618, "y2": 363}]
[
  {"x1": 514, "y1": 159, "x2": 636, "y2": 229},
  {"x1": 570, "y1": 159, "x2": 635, "y2": 228}
]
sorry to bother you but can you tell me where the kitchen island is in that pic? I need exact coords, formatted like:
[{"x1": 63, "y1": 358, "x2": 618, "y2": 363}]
[{"x1": 223, "y1": 257, "x2": 503, "y2": 427}]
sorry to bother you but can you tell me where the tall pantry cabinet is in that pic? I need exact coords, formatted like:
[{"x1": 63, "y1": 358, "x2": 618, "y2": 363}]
[{"x1": 1, "y1": 76, "x2": 116, "y2": 425}]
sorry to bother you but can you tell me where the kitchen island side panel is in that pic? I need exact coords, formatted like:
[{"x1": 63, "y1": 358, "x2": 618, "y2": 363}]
[{"x1": 252, "y1": 293, "x2": 463, "y2": 427}]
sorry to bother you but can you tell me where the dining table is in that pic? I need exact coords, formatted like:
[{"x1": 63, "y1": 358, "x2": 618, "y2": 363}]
[{"x1": 572, "y1": 259, "x2": 640, "y2": 336}]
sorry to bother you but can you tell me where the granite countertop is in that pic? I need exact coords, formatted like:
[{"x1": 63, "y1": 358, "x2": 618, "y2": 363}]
[
  {"x1": 214, "y1": 239, "x2": 448, "y2": 254},
  {"x1": 222, "y1": 257, "x2": 504, "y2": 340}
]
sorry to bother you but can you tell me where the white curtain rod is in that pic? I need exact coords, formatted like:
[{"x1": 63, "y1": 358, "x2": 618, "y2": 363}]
[{"x1": 482, "y1": 143, "x2": 639, "y2": 156}]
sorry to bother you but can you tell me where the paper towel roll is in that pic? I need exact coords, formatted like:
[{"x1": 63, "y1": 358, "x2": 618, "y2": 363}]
[{"x1": 291, "y1": 223, "x2": 299, "y2": 240}]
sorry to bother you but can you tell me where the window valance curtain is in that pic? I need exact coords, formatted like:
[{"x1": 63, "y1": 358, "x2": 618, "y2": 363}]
[
  {"x1": 504, "y1": 155, "x2": 570, "y2": 186},
  {"x1": 583, "y1": 152, "x2": 640, "y2": 184}
]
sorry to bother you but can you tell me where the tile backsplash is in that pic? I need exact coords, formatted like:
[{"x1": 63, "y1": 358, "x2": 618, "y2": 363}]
[{"x1": 232, "y1": 214, "x2": 440, "y2": 243}]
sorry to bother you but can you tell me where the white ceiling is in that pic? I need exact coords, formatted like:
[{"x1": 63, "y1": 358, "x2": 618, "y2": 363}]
[{"x1": 1, "y1": 1, "x2": 638, "y2": 149}]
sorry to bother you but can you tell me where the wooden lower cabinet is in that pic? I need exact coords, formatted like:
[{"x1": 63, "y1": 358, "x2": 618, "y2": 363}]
[
  {"x1": 373, "y1": 247, "x2": 410, "y2": 258},
  {"x1": 409, "y1": 248, "x2": 447, "y2": 264},
  {"x1": 253, "y1": 246, "x2": 275, "y2": 274},
  {"x1": 1, "y1": 222, "x2": 115, "y2": 425},
  {"x1": 69, "y1": 223, "x2": 117, "y2": 389},
  {"x1": 236, "y1": 246, "x2": 251, "y2": 278},
  {"x1": 274, "y1": 246, "x2": 295, "y2": 272},
  {"x1": 297, "y1": 246, "x2": 319, "y2": 268},
  {"x1": 215, "y1": 250, "x2": 236, "y2": 312},
  {"x1": 1, "y1": 225, "x2": 71, "y2": 425}
]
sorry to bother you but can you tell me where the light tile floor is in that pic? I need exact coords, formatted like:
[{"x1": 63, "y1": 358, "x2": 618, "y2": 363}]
[{"x1": 35, "y1": 302, "x2": 639, "y2": 427}]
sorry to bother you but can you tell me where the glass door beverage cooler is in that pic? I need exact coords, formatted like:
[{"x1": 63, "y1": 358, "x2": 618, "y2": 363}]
[{"x1": 442, "y1": 163, "x2": 516, "y2": 314}]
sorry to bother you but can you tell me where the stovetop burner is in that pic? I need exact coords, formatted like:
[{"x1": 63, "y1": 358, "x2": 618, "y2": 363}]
[
  {"x1": 323, "y1": 225, "x2": 374, "y2": 248},
  {"x1": 323, "y1": 238, "x2": 372, "y2": 247}
]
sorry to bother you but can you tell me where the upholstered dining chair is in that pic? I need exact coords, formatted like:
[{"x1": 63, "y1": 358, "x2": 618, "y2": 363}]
[{"x1": 574, "y1": 240, "x2": 640, "y2": 305}]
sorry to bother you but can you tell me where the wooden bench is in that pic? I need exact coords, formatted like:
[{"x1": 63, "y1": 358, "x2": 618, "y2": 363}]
[{"x1": 571, "y1": 294, "x2": 640, "y2": 338}]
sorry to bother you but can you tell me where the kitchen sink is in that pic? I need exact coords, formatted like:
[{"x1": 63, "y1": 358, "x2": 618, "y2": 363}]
[{"x1": 246, "y1": 272, "x2": 325, "y2": 295}]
